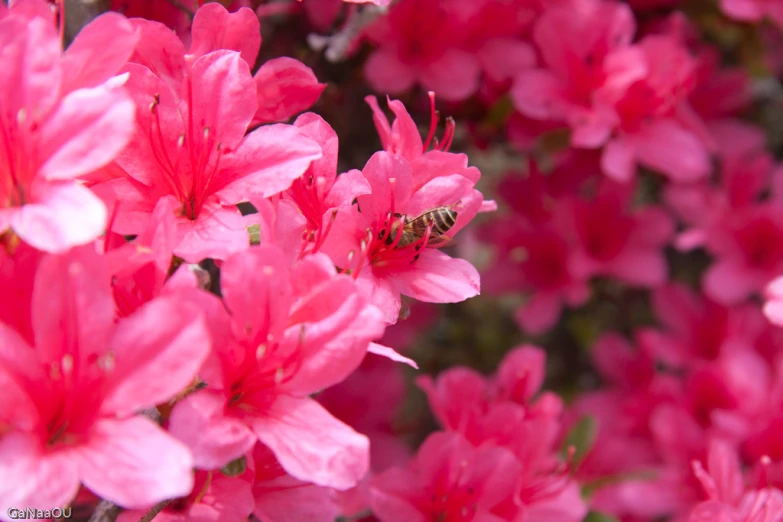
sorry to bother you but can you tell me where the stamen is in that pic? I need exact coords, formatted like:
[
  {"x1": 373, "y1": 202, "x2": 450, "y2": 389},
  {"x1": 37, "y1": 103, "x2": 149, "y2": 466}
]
[
  {"x1": 440, "y1": 117, "x2": 456, "y2": 151},
  {"x1": 423, "y1": 91, "x2": 440, "y2": 152}
]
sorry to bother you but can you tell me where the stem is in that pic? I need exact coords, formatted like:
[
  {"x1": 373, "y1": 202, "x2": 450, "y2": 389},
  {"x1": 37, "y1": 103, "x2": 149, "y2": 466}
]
[
  {"x1": 138, "y1": 500, "x2": 172, "y2": 522},
  {"x1": 87, "y1": 500, "x2": 120, "y2": 522}
]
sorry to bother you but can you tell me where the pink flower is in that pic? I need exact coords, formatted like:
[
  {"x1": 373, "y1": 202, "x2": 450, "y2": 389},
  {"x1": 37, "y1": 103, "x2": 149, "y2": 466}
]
[
  {"x1": 320, "y1": 151, "x2": 481, "y2": 323},
  {"x1": 638, "y1": 283, "x2": 769, "y2": 369},
  {"x1": 0, "y1": 4, "x2": 136, "y2": 252},
  {"x1": 564, "y1": 179, "x2": 674, "y2": 287},
  {"x1": 0, "y1": 246, "x2": 210, "y2": 512},
  {"x1": 283, "y1": 112, "x2": 371, "y2": 256},
  {"x1": 511, "y1": 0, "x2": 641, "y2": 148},
  {"x1": 371, "y1": 431, "x2": 522, "y2": 522},
  {"x1": 601, "y1": 35, "x2": 711, "y2": 183},
  {"x1": 252, "y1": 443, "x2": 340, "y2": 522},
  {"x1": 702, "y1": 204, "x2": 783, "y2": 305},
  {"x1": 689, "y1": 439, "x2": 783, "y2": 522},
  {"x1": 363, "y1": 0, "x2": 481, "y2": 101},
  {"x1": 96, "y1": 6, "x2": 322, "y2": 262},
  {"x1": 103, "y1": 196, "x2": 204, "y2": 318},
  {"x1": 168, "y1": 245, "x2": 385, "y2": 489},
  {"x1": 117, "y1": 465, "x2": 254, "y2": 522},
  {"x1": 721, "y1": 0, "x2": 783, "y2": 28}
]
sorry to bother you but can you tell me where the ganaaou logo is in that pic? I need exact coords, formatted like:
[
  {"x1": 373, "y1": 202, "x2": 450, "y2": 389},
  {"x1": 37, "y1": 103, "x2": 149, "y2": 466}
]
[{"x1": 7, "y1": 508, "x2": 72, "y2": 520}]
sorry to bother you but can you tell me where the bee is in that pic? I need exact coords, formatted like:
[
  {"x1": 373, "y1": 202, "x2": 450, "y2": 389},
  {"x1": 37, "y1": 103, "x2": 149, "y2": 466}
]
[{"x1": 383, "y1": 205, "x2": 458, "y2": 249}]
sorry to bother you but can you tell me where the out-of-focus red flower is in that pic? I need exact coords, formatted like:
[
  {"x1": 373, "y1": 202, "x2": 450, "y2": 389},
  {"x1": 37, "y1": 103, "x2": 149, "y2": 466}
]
[
  {"x1": 720, "y1": 0, "x2": 783, "y2": 28},
  {"x1": 363, "y1": 0, "x2": 481, "y2": 101}
]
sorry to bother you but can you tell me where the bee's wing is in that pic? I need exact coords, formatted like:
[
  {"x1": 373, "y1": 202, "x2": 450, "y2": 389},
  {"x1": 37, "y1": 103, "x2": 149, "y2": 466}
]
[{"x1": 424, "y1": 234, "x2": 453, "y2": 248}]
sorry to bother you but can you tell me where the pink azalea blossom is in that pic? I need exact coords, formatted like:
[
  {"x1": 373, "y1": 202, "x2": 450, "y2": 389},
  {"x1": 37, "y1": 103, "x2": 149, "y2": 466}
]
[
  {"x1": 371, "y1": 431, "x2": 522, "y2": 522},
  {"x1": 103, "y1": 196, "x2": 204, "y2": 317},
  {"x1": 283, "y1": 112, "x2": 371, "y2": 256},
  {"x1": 320, "y1": 151, "x2": 481, "y2": 323},
  {"x1": 168, "y1": 245, "x2": 386, "y2": 489},
  {"x1": 253, "y1": 443, "x2": 340, "y2": 522},
  {"x1": 363, "y1": 0, "x2": 481, "y2": 101},
  {"x1": 117, "y1": 464, "x2": 255, "y2": 522},
  {"x1": 702, "y1": 204, "x2": 783, "y2": 305},
  {"x1": 0, "y1": 246, "x2": 210, "y2": 512},
  {"x1": 95, "y1": 5, "x2": 322, "y2": 262},
  {"x1": 511, "y1": 0, "x2": 641, "y2": 148},
  {"x1": 563, "y1": 179, "x2": 674, "y2": 287},
  {"x1": 0, "y1": 3, "x2": 136, "y2": 252},
  {"x1": 689, "y1": 439, "x2": 783, "y2": 522}
]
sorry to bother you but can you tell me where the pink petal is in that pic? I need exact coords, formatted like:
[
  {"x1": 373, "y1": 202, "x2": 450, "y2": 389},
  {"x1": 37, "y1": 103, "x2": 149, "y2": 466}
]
[
  {"x1": 496, "y1": 345, "x2": 546, "y2": 402},
  {"x1": 168, "y1": 390, "x2": 256, "y2": 469},
  {"x1": 220, "y1": 245, "x2": 292, "y2": 345},
  {"x1": 75, "y1": 417, "x2": 194, "y2": 508},
  {"x1": 601, "y1": 137, "x2": 636, "y2": 182},
  {"x1": 523, "y1": 482, "x2": 588, "y2": 522},
  {"x1": 628, "y1": 119, "x2": 711, "y2": 182},
  {"x1": 0, "y1": 17, "x2": 61, "y2": 121},
  {"x1": 60, "y1": 12, "x2": 138, "y2": 92},
  {"x1": 609, "y1": 249, "x2": 668, "y2": 287},
  {"x1": 128, "y1": 18, "x2": 186, "y2": 91},
  {"x1": 188, "y1": 50, "x2": 256, "y2": 152},
  {"x1": 478, "y1": 38, "x2": 536, "y2": 83},
  {"x1": 254, "y1": 474, "x2": 339, "y2": 522},
  {"x1": 419, "y1": 49, "x2": 481, "y2": 102},
  {"x1": 172, "y1": 201, "x2": 249, "y2": 263},
  {"x1": 31, "y1": 244, "x2": 114, "y2": 364},
  {"x1": 295, "y1": 112, "x2": 339, "y2": 186},
  {"x1": 101, "y1": 297, "x2": 210, "y2": 416},
  {"x1": 355, "y1": 270, "x2": 402, "y2": 324},
  {"x1": 367, "y1": 342, "x2": 418, "y2": 369},
  {"x1": 254, "y1": 58, "x2": 326, "y2": 124},
  {"x1": 0, "y1": 432, "x2": 79, "y2": 512},
  {"x1": 703, "y1": 259, "x2": 761, "y2": 304},
  {"x1": 392, "y1": 249, "x2": 480, "y2": 304},
  {"x1": 720, "y1": 0, "x2": 764, "y2": 20},
  {"x1": 386, "y1": 98, "x2": 424, "y2": 159},
  {"x1": 11, "y1": 182, "x2": 107, "y2": 253},
  {"x1": 511, "y1": 69, "x2": 566, "y2": 121},
  {"x1": 216, "y1": 124, "x2": 323, "y2": 202},
  {"x1": 38, "y1": 84, "x2": 135, "y2": 181},
  {"x1": 189, "y1": 4, "x2": 261, "y2": 66},
  {"x1": 371, "y1": 468, "x2": 428, "y2": 522},
  {"x1": 364, "y1": 95, "x2": 393, "y2": 150},
  {"x1": 364, "y1": 49, "x2": 417, "y2": 97},
  {"x1": 250, "y1": 395, "x2": 370, "y2": 490},
  {"x1": 355, "y1": 151, "x2": 414, "y2": 221},
  {"x1": 325, "y1": 169, "x2": 372, "y2": 208},
  {"x1": 281, "y1": 294, "x2": 385, "y2": 395},
  {"x1": 515, "y1": 292, "x2": 562, "y2": 335},
  {"x1": 0, "y1": 326, "x2": 38, "y2": 431}
]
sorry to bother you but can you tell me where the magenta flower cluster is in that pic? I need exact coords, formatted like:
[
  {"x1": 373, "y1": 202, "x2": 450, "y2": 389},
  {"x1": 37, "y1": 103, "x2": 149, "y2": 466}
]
[{"x1": 2, "y1": 0, "x2": 783, "y2": 521}]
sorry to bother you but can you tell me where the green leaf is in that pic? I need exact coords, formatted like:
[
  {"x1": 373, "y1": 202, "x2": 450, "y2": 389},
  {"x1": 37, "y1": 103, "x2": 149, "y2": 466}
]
[
  {"x1": 561, "y1": 415, "x2": 598, "y2": 467},
  {"x1": 583, "y1": 511, "x2": 620, "y2": 522}
]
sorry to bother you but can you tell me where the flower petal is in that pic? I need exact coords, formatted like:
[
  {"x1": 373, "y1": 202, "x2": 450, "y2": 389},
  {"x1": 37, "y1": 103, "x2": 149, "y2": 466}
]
[
  {"x1": 189, "y1": 4, "x2": 261, "y2": 66},
  {"x1": 101, "y1": 297, "x2": 210, "y2": 416},
  {"x1": 11, "y1": 183, "x2": 106, "y2": 253},
  {"x1": 74, "y1": 417, "x2": 195, "y2": 509},
  {"x1": 168, "y1": 390, "x2": 256, "y2": 470},
  {"x1": 392, "y1": 249, "x2": 480, "y2": 304},
  {"x1": 0, "y1": 433, "x2": 79, "y2": 513},
  {"x1": 250, "y1": 395, "x2": 369, "y2": 490},
  {"x1": 253, "y1": 58, "x2": 326, "y2": 124}
]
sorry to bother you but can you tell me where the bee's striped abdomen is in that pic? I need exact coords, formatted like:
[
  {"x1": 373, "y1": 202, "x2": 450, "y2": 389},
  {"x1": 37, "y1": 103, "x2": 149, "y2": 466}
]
[{"x1": 430, "y1": 207, "x2": 457, "y2": 235}]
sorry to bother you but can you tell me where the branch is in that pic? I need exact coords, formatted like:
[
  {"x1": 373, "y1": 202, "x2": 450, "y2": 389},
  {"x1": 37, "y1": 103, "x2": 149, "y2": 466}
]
[
  {"x1": 138, "y1": 500, "x2": 173, "y2": 522},
  {"x1": 307, "y1": 4, "x2": 389, "y2": 63},
  {"x1": 87, "y1": 500, "x2": 120, "y2": 522}
]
